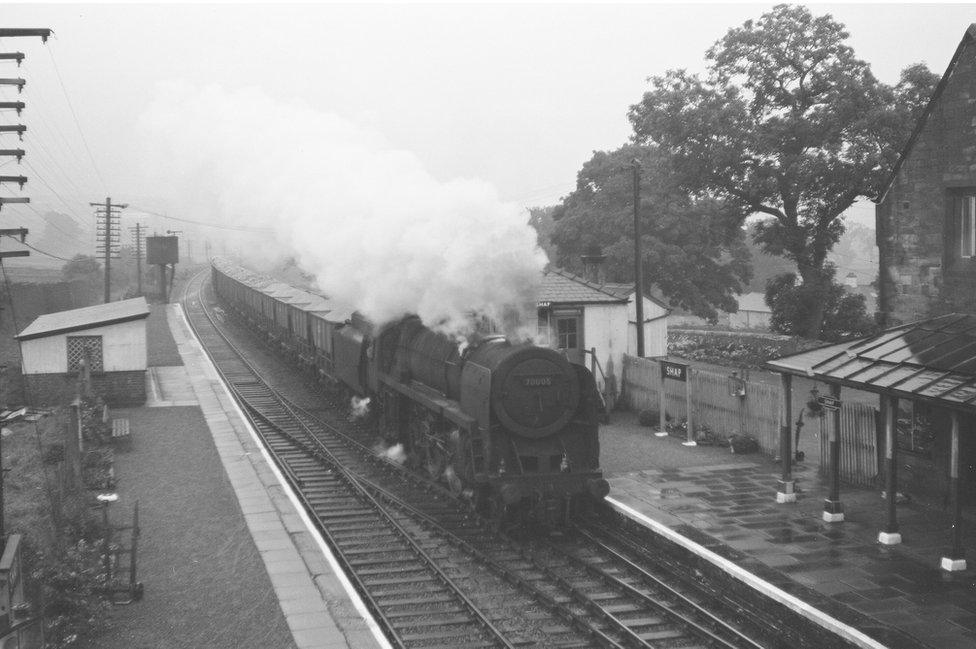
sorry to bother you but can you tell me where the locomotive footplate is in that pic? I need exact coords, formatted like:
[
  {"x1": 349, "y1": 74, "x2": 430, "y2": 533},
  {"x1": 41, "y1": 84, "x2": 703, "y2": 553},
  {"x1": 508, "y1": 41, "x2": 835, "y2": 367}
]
[{"x1": 485, "y1": 471, "x2": 610, "y2": 502}]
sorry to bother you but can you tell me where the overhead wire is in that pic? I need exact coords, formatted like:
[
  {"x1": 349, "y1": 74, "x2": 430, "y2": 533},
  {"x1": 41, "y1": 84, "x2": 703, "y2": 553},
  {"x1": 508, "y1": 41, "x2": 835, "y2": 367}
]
[
  {"x1": 1, "y1": 64, "x2": 101, "y2": 210},
  {"x1": 3, "y1": 234, "x2": 73, "y2": 262},
  {"x1": 45, "y1": 42, "x2": 109, "y2": 195},
  {"x1": 128, "y1": 205, "x2": 276, "y2": 233}
]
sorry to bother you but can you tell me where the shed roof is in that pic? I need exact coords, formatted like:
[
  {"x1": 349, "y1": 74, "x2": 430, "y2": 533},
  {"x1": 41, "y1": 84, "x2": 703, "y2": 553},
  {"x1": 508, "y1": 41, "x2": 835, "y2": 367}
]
[
  {"x1": 766, "y1": 313, "x2": 976, "y2": 410},
  {"x1": 17, "y1": 297, "x2": 150, "y2": 341},
  {"x1": 600, "y1": 282, "x2": 670, "y2": 310},
  {"x1": 539, "y1": 268, "x2": 627, "y2": 305}
]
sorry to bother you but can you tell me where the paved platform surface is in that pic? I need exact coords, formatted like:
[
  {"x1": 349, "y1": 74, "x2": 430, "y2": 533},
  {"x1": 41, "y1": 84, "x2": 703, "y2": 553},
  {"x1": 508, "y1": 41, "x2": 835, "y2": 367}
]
[
  {"x1": 83, "y1": 303, "x2": 385, "y2": 649},
  {"x1": 602, "y1": 411, "x2": 976, "y2": 649}
]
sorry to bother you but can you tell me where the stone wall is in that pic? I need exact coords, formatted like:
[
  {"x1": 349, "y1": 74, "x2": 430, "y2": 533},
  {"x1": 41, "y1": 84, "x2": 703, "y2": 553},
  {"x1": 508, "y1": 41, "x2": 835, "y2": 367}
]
[
  {"x1": 24, "y1": 370, "x2": 146, "y2": 407},
  {"x1": 877, "y1": 32, "x2": 976, "y2": 324}
]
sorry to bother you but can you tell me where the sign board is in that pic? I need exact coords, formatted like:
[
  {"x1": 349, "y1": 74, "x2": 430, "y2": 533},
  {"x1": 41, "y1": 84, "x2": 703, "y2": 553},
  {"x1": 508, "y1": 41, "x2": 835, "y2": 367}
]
[
  {"x1": 818, "y1": 395, "x2": 842, "y2": 410},
  {"x1": 537, "y1": 301, "x2": 550, "y2": 309},
  {"x1": 660, "y1": 360, "x2": 688, "y2": 382},
  {"x1": 146, "y1": 235, "x2": 179, "y2": 265}
]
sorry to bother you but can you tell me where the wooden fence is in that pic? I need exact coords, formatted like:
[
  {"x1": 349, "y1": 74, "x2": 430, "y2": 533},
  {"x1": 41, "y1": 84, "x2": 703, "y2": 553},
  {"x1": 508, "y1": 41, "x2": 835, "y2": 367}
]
[
  {"x1": 620, "y1": 354, "x2": 780, "y2": 456},
  {"x1": 620, "y1": 354, "x2": 880, "y2": 483},
  {"x1": 816, "y1": 401, "x2": 879, "y2": 488}
]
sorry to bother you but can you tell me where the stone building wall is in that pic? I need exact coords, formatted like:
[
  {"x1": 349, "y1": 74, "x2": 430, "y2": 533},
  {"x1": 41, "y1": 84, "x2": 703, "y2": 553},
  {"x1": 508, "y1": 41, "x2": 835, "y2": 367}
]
[{"x1": 877, "y1": 31, "x2": 976, "y2": 324}]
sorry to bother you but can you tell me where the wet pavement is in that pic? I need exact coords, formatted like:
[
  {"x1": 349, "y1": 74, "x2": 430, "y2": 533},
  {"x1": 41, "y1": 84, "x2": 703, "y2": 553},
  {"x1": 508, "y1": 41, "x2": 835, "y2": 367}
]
[{"x1": 602, "y1": 415, "x2": 976, "y2": 649}]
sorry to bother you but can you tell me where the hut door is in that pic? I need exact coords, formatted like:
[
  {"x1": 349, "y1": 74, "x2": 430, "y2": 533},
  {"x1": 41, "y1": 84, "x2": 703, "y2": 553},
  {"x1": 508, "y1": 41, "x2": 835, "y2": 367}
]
[{"x1": 553, "y1": 311, "x2": 584, "y2": 365}]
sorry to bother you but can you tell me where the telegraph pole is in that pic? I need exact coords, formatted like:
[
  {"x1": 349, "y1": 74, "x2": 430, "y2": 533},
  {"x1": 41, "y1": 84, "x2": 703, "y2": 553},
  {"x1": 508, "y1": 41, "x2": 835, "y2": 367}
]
[
  {"x1": 0, "y1": 26, "x2": 51, "y2": 544},
  {"x1": 632, "y1": 158, "x2": 645, "y2": 358},
  {"x1": 91, "y1": 198, "x2": 127, "y2": 303},
  {"x1": 130, "y1": 223, "x2": 144, "y2": 295}
]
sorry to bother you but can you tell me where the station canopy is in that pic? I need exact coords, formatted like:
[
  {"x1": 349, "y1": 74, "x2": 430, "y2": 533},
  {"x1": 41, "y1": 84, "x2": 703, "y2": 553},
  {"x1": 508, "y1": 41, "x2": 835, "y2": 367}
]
[{"x1": 767, "y1": 313, "x2": 976, "y2": 410}]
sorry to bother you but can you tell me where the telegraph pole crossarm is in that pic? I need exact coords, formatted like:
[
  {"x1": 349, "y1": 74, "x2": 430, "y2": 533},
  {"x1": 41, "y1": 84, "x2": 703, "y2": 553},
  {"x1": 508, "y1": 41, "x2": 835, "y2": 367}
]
[
  {"x1": 0, "y1": 103, "x2": 25, "y2": 115},
  {"x1": 0, "y1": 198, "x2": 29, "y2": 210},
  {"x1": 0, "y1": 125, "x2": 26, "y2": 140},
  {"x1": 0, "y1": 177, "x2": 26, "y2": 189},
  {"x1": 0, "y1": 150, "x2": 24, "y2": 162},
  {"x1": 0, "y1": 29, "x2": 52, "y2": 41},
  {"x1": 0, "y1": 54, "x2": 24, "y2": 66},
  {"x1": 0, "y1": 79, "x2": 25, "y2": 93},
  {"x1": 0, "y1": 229, "x2": 29, "y2": 260}
]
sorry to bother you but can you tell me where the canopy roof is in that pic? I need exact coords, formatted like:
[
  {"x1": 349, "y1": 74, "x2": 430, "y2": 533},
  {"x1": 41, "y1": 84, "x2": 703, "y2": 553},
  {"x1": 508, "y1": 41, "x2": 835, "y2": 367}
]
[{"x1": 767, "y1": 313, "x2": 976, "y2": 410}]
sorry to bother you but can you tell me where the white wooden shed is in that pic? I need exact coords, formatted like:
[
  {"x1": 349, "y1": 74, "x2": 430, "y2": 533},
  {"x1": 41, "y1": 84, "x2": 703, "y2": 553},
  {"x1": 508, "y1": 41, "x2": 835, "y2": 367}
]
[
  {"x1": 537, "y1": 269, "x2": 669, "y2": 405},
  {"x1": 16, "y1": 297, "x2": 150, "y2": 406}
]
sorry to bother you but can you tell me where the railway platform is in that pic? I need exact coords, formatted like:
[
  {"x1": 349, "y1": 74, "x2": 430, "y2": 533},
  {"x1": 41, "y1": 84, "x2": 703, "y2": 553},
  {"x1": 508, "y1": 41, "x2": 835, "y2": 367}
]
[
  {"x1": 82, "y1": 303, "x2": 385, "y2": 649},
  {"x1": 601, "y1": 411, "x2": 976, "y2": 649}
]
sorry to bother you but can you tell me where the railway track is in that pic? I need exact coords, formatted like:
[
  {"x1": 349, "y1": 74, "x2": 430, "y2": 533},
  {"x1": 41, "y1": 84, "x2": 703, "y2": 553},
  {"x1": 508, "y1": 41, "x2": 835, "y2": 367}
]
[{"x1": 180, "y1": 268, "x2": 857, "y2": 649}]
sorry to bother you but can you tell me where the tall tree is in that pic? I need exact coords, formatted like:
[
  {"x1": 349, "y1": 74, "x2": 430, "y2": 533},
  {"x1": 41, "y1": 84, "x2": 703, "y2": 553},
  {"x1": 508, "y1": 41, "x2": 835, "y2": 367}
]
[
  {"x1": 628, "y1": 5, "x2": 936, "y2": 338},
  {"x1": 551, "y1": 144, "x2": 751, "y2": 321}
]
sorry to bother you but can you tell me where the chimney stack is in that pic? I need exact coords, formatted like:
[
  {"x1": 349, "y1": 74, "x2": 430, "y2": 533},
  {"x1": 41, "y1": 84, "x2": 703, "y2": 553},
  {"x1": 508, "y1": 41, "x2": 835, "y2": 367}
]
[{"x1": 580, "y1": 249, "x2": 607, "y2": 285}]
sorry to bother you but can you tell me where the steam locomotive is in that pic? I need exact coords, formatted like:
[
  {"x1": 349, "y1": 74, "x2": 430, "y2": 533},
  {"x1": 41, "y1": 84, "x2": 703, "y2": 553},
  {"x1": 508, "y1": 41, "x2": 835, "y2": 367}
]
[{"x1": 211, "y1": 258, "x2": 609, "y2": 525}]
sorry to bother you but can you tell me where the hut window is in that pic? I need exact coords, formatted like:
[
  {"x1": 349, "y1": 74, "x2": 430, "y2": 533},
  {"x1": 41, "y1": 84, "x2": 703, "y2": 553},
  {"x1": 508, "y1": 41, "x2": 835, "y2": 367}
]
[{"x1": 67, "y1": 336, "x2": 104, "y2": 373}]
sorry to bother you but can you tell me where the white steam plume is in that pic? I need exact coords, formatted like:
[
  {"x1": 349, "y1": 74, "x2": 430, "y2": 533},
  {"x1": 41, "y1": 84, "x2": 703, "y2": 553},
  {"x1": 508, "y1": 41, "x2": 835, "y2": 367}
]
[
  {"x1": 138, "y1": 83, "x2": 547, "y2": 336},
  {"x1": 350, "y1": 396, "x2": 371, "y2": 419}
]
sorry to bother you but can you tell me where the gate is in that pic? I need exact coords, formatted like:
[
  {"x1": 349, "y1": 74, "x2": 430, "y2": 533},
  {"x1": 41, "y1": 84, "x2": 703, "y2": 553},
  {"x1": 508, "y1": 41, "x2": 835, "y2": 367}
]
[{"x1": 817, "y1": 401, "x2": 879, "y2": 488}]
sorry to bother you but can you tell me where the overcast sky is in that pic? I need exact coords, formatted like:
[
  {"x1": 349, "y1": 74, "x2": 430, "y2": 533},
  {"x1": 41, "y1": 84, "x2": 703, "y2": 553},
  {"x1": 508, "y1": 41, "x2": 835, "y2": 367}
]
[{"x1": 2, "y1": 2, "x2": 975, "y2": 258}]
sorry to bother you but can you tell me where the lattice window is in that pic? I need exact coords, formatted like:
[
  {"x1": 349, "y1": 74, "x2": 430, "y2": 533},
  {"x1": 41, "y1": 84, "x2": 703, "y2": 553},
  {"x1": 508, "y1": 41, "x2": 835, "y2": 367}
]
[{"x1": 67, "y1": 336, "x2": 103, "y2": 372}]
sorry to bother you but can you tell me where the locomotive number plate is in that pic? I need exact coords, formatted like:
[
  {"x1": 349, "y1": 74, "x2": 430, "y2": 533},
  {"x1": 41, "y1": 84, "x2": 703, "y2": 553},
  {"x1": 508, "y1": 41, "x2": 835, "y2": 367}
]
[{"x1": 520, "y1": 375, "x2": 553, "y2": 388}]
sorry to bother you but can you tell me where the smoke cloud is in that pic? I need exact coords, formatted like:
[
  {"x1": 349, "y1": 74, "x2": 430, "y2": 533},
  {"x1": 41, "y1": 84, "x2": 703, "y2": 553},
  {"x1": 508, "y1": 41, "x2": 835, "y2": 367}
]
[{"x1": 137, "y1": 83, "x2": 547, "y2": 336}]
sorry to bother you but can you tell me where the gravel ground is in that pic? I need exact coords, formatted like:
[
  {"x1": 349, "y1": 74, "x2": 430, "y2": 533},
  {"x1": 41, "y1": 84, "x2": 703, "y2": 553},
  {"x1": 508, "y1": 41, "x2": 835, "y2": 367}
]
[
  {"x1": 600, "y1": 409, "x2": 763, "y2": 475},
  {"x1": 78, "y1": 406, "x2": 296, "y2": 649},
  {"x1": 146, "y1": 303, "x2": 183, "y2": 367}
]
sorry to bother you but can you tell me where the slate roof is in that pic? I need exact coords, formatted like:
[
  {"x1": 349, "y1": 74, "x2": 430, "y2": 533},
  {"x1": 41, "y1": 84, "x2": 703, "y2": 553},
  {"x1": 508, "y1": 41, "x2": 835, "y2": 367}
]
[
  {"x1": 876, "y1": 23, "x2": 976, "y2": 202},
  {"x1": 601, "y1": 282, "x2": 670, "y2": 310},
  {"x1": 767, "y1": 313, "x2": 976, "y2": 410},
  {"x1": 539, "y1": 268, "x2": 627, "y2": 305},
  {"x1": 17, "y1": 297, "x2": 150, "y2": 341}
]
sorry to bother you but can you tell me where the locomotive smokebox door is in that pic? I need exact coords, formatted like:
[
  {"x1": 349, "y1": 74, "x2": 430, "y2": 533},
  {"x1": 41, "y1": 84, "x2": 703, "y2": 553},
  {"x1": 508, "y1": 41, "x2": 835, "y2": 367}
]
[{"x1": 492, "y1": 348, "x2": 580, "y2": 439}]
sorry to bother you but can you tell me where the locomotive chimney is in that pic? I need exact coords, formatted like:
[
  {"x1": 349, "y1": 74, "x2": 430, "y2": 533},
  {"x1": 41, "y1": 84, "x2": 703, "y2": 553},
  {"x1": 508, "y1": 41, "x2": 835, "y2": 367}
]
[{"x1": 580, "y1": 247, "x2": 606, "y2": 285}]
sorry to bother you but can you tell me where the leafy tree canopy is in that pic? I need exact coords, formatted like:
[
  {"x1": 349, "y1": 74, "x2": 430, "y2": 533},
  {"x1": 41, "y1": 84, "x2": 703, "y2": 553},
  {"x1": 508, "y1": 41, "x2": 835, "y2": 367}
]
[
  {"x1": 61, "y1": 255, "x2": 101, "y2": 282},
  {"x1": 765, "y1": 264, "x2": 877, "y2": 342},
  {"x1": 627, "y1": 4, "x2": 936, "y2": 338},
  {"x1": 551, "y1": 144, "x2": 751, "y2": 321}
]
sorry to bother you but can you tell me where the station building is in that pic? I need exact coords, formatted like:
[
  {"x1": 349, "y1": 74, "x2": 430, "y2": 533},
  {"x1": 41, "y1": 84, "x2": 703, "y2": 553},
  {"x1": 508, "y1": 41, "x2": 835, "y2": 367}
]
[{"x1": 16, "y1": 297, "x2": 150, "y2": 407}]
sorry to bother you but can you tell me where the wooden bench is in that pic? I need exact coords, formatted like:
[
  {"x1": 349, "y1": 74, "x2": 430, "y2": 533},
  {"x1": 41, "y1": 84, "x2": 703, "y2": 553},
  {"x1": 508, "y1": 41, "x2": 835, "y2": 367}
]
[{"x1": 111, "y1": 418, "x2": 131, "y2": 448}]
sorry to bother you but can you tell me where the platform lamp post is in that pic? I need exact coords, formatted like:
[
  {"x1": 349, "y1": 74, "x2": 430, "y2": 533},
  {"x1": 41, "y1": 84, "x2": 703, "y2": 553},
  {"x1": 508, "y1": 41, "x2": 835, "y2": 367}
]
[{"x1": 632, "y1": 158, "x2": 645, "y2": 358}]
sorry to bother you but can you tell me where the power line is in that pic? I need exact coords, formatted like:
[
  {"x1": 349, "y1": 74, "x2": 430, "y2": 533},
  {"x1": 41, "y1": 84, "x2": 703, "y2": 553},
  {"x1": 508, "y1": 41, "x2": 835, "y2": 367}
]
[
  {"x1": 128, "y1": 205, "x2": 275, "y2": 233},
  {"x1": 46, "y1": 44, "x2": 108, "y2": 195},
  {"x1": 2, "y1": 234, "x2": 73, "y2": 262}
]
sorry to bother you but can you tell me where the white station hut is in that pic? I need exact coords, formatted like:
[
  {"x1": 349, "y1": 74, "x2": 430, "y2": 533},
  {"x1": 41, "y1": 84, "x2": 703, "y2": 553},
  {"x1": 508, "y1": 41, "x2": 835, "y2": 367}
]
[{"x1": 16, "y1": 297, "x2": 150, "y2": 406}]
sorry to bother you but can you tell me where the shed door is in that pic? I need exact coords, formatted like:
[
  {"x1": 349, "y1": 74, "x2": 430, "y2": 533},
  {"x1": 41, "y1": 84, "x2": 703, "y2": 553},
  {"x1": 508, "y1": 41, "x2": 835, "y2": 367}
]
[{"x1": 553, "y1": 310, "x2": 584, "y2": 365}]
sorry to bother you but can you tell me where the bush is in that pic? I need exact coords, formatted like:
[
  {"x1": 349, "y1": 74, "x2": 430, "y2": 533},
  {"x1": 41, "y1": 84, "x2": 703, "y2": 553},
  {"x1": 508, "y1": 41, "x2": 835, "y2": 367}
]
[
  {"x1": 729, "y1": 434, "x2": 760, "y2": 454},
  {"x1": 637, "y1": 409, "x2": 659, "y2": 426},
  {"x1": 33, "y1": 540, "x2": 111, "y2": 648}
]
